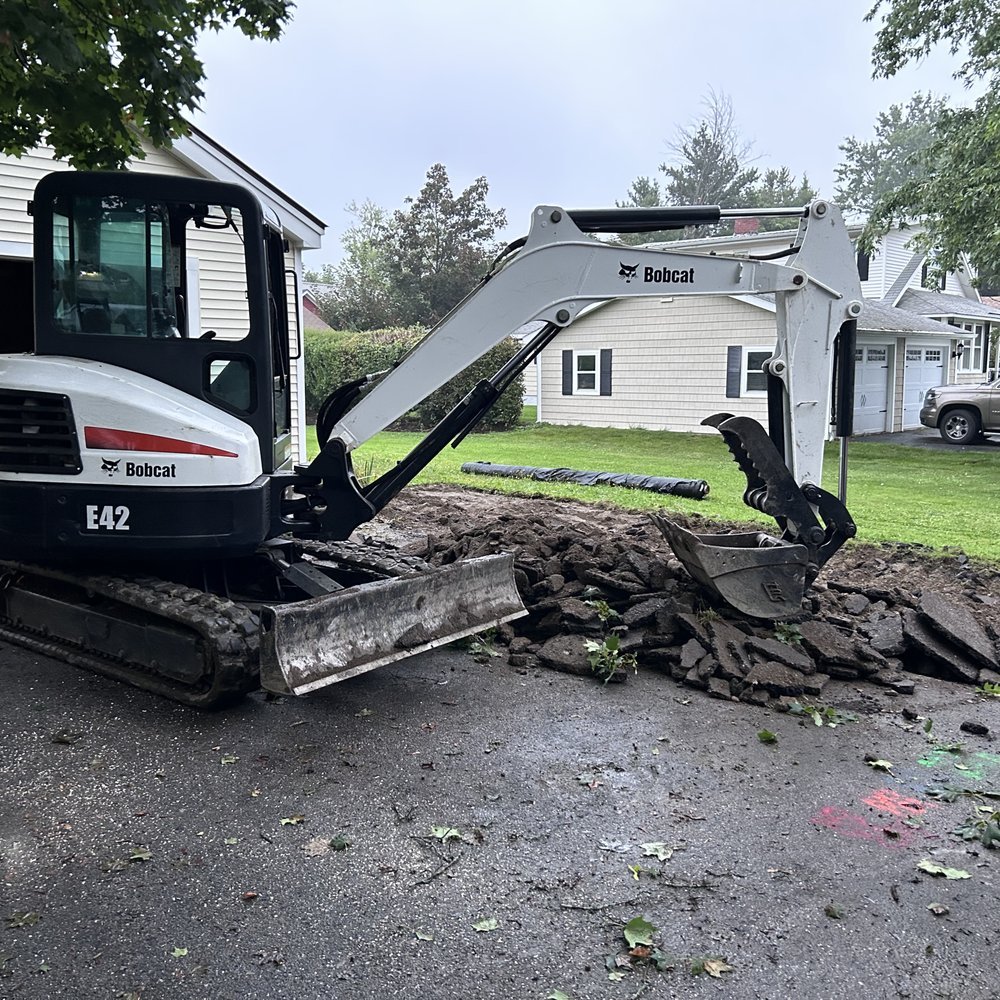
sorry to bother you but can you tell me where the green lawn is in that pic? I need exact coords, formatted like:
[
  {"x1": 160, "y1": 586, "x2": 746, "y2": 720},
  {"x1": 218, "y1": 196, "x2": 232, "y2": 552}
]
[{"x1": 306, "y1": 422, "x2": 1000, "y2": 562}]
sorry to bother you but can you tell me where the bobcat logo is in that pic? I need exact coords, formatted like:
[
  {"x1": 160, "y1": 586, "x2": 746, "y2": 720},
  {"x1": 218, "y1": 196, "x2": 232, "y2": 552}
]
[
  {"x1": 101, "y1": 458, "x2": 120, "y2": 477},
  {"x1": 619, "y1": 262, "x2": 639, "y2": 283}
]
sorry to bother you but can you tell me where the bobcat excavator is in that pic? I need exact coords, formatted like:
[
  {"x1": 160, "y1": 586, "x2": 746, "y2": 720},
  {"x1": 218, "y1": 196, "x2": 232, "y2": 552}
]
[{"x1": 0, "y1": 171, "x2": 862, "y2": 707}]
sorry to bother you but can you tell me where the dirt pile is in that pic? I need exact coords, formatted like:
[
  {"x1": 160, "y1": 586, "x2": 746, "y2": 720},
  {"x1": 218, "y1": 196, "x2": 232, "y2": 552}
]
[{"x1": 373, "y1": 486, "x2": 1000, "y2": 705}]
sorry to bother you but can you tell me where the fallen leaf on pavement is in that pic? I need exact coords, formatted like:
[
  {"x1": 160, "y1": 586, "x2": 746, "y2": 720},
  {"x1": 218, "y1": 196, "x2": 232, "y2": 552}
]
[
  {"x1": 918, "y1": 859, "x2": 970, "y2": 879},
  {"x1": 472, "y1": 917, "x2": 499, "y2": 932}
]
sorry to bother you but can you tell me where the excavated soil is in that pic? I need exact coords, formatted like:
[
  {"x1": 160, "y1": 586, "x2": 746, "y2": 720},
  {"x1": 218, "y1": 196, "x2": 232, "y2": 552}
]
[{"x1": 367, "y1": 486, "x2": 1000, "y2": 706}]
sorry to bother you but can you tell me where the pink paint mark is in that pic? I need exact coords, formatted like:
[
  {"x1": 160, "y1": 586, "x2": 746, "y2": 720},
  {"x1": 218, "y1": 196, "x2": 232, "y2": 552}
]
[
  {"x1": 862, "y1": 788, "x2": 935, "y2": 819},
  {"x1": 810, "y1": 806, "x2": 918, "y2": 849}
]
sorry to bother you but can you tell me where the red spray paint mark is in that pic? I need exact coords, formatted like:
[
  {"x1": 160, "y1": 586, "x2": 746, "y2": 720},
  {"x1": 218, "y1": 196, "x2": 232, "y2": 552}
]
[
  {"x1": 810, "y1": 806, "x2": 919, "y2": 849},
  {"x1": 861, "y1": 788, "x2": 935, "y2": 819}
]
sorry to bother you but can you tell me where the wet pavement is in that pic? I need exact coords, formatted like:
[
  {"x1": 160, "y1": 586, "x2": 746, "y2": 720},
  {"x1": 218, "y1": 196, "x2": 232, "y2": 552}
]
[
  {"x1": 859, "y1": 427, "x2": 1000, "y2": 453},
  {"x1": 1, "y1": 643, "x2": 999, "y2": 999}
]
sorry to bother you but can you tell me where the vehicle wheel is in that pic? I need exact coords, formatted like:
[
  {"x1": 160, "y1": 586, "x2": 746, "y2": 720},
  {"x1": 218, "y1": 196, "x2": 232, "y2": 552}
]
[{"x1": 940, "y1": 407, "x2": 981, "y2": 444}]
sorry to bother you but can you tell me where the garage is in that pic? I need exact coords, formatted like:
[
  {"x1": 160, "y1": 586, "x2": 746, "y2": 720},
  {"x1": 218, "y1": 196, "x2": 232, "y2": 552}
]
[
  {"x1": 902, "y1": 343, "x2": 946, "y2": 429},
  {"x1": 853, "y1": 343, "x2": 892, "y2": 434}
]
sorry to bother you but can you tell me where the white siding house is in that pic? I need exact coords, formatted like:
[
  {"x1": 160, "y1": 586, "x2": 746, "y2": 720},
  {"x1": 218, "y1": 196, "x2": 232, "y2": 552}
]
[
  {"x1": 0, "y1": 128, "x2": 325, "y2": 460},
  {"x1": 538, "y1": 223, "x2": 1000, "y2": 436}
]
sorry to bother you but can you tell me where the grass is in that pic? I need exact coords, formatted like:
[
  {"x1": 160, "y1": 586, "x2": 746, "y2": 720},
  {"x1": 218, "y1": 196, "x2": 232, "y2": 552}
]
[{"x1": 306, "y1": 421, "x2": 1000, "y2": 562}]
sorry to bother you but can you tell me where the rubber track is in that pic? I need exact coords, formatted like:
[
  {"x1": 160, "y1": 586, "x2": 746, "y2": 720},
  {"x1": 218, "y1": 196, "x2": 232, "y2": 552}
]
[
  {"x1": 0, "y1": 562, "x2": 260, "y2": 709},
  {"x1": 0, "y1": 539, "x2": 431, "y2": 709}
]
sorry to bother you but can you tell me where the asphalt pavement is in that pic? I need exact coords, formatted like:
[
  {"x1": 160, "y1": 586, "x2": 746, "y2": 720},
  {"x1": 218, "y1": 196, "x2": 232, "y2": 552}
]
[
  {"x1": 1, "y1": 643, "x2": 999, "y2": 999},
  {"x1": 859, "y1": 427, "x2": 1000, "y2": 453}
]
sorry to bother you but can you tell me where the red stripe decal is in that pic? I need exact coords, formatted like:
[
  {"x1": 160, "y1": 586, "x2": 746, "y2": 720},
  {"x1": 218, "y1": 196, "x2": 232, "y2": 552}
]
[{"x1": 84, "y1": 426, "x2": 239, "y2": 458}]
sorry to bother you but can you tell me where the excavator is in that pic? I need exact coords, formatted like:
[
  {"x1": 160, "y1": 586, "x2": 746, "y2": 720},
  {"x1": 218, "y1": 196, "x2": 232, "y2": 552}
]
[{"x1": 0, "y1": 171, "x2": 863, "y2": 707}]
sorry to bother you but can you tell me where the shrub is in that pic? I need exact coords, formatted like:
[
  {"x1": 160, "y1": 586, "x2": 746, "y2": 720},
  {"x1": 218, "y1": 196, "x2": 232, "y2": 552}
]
[{"x1": 303, "y1": 326, "x2": 524, "y2": 432}]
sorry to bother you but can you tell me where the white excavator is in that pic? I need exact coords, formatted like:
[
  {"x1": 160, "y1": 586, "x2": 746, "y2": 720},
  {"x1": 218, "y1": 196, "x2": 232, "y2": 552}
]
[{"x1": 0, "y1": 171, "x2": 862, "y2": 706}]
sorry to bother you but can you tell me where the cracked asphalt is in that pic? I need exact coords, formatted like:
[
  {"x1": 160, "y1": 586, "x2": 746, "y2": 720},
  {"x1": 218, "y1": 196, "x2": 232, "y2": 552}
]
[{"x1": 1, "y1": 642, "x2": 999, "y2": 1000}]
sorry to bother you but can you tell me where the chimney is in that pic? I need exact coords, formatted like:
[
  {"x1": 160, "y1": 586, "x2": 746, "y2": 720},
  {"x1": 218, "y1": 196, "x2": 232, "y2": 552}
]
[{"x1": 733, "y1": 217, "x2": 760, "y2": 235}]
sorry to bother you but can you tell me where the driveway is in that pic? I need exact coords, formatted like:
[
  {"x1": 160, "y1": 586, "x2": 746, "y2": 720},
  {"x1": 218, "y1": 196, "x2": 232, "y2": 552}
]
[
  {"x1": 1, "y1": 643, "x2": 998, "y2": 999},
  {"x1": 859, "y1": 427, "x2": 1000, "y2": 453}
]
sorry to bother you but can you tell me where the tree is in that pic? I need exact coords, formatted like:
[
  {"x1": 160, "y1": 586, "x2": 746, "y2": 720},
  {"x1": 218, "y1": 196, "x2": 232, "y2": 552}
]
[
  {"x1": 863, "y1": 1, "x2": 1000, "y2": 277},
  {"x1": 619, "y1": 90, "x2": 815, "y2": 241},
  {"x1": 385, "y1": 163, "x2": 507, "y2": 326},
  {"x1": 308, "y1": 165, "x2": 507, "y2": 330},
  {"x1": 749, "y1": 167, "x2": 819, "y2": 232},
  {"x1": 307, "y1": 201, "x2": 402, "y2": 332},
  {"x1": 835, "y1": 93, "x2": 947, "y2": 216},
  {"x1": 0, "y1": 1, "x2": 292, "y2": 169}
]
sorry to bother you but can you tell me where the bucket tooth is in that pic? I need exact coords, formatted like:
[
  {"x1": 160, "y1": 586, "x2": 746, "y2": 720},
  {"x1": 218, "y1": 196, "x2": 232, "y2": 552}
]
[
  {"x1": 652, "y1": 514, "x2": 808, "y2": 619},
  {"x1": 259, "y1": 553, "x2": 526, "y2": 696}
]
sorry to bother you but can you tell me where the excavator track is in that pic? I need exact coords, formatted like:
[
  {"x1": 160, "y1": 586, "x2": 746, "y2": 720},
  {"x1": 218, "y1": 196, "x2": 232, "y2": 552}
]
[
  {"x1": 0, "y1": 561, "x2": 262, "y2": 708},
  {"x1": 0, "y1": 540, "x2": 439, "y2": 709}
]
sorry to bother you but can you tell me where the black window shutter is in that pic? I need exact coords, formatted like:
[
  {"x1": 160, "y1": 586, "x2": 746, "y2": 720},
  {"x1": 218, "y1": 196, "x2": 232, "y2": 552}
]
[
  {"x1": 599, "y1": 349, "x2": 612, "y2": 396},
  {"x1": 726, "y1": 346, "x2": 742, "y2": 398},
  {"x1": 561, "y1": 350, "x2": 573, "y2": 395}
]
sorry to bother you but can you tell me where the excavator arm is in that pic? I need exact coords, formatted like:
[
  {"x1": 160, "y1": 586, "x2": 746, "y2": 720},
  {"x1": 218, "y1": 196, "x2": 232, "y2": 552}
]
[
  {"x1": 262, "y1": 200, "x2": 863, "y2": 696},
  {"x1": 287, "y1": 199, "x2": 861, "y2": 553}
]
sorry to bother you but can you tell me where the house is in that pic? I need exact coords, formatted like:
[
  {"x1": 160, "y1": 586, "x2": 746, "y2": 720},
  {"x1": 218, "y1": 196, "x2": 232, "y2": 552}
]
[
  {"x1": 0, "y1": 126, "x2": 326, "y2": 459},
  {"x1": 302, "y1": 288, "x2": 336, "y2": 332},
  {"x1": 535, "y1": 221, "x2": 1000, "y2": 436}
]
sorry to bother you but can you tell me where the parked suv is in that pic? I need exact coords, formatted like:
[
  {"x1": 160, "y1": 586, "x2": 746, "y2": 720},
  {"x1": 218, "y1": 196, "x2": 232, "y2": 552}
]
[{"x1": 920, "y1": 377, "x2": 1000, "y2": 444}]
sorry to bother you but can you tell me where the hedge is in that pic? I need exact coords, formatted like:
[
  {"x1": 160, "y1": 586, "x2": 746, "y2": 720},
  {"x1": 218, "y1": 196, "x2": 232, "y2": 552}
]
[{"x1": 303, "y1": 326, "x2": 524, "y2": 432}]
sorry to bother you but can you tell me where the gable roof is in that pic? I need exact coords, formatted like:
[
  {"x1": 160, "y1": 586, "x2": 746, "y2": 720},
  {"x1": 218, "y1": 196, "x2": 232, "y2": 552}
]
[
  {"x1": 896, "y1": 289, "x2": 1000, "y2": 322},
  {"x1": 170, "y1": 124, "x2": 325, "y2": 250}
]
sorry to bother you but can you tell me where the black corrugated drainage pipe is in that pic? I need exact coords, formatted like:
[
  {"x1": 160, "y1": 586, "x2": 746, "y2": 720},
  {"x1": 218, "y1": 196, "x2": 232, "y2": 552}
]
[{"x1": 460, "y1": 463, "x2": 710, "y2": 499}]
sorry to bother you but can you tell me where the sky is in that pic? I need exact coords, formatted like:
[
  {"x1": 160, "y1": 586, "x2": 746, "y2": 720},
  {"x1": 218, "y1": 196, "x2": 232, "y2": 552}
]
[{"x1": 191, "y1": 0, "x2": 974, "y2": 271}]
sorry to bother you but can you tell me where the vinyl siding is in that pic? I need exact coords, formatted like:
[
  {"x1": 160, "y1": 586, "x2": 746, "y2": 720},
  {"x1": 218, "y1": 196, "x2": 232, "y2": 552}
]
[{"x1": 539, "y1": 296, "x2": 774, "y2": 432}]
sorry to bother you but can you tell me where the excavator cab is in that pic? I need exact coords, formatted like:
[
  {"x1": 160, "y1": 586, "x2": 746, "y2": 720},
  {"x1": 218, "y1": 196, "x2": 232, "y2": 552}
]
[{"x1": 32, "y1": 172, "x2": 294, "y2": 477}]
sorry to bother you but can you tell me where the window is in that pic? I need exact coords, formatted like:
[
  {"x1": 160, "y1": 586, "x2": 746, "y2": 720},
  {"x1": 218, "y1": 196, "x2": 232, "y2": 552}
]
[
  {"x1": 726, "y1": 345, "x2": 771, "y2": 397},
  {"x1": 921, "y1": 261, "x2": 946, "y2": 291},
  {"x1": 743, "y1": 347, "x2": 771, "y2": 394},
  {"x1": 574, "y1": 351, "x2": 597, "y2": 394},
  {"x1": 948, "y1": 319, "x2": 986, "y2": 373},
  {"x1": 561, "y1": 349, "x2": 612, "y2": 396},
  {"x1": 50, "y1": 194, "x2": 250, "y2": 342},
  {"x1": 856, "y1": 248, "x2": 870, "y2": 282}
]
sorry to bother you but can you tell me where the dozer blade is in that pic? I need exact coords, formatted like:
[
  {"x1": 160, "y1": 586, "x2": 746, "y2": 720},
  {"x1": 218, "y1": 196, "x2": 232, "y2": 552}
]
[
  {"x1": 258, "y1": 554, "x2": 526, "y2": 696},
  {"x1": 651, "y1": 514, "x2": 809, "y2": 619}
]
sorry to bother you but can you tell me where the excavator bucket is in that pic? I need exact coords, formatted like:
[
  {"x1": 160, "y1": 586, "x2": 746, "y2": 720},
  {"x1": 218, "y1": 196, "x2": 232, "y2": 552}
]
[
  {"x1": 651, "y1": 515, "x2": 809, "y2": 619},
  {"x1": 650, "y1": 413, "x2": 855, "y2": 620},
  {"x1": 258, "y1": 554, "x2": 526, "y2": 696}
]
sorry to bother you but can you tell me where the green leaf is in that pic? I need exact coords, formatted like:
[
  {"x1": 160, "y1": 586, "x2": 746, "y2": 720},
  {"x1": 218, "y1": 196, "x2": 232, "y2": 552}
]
[
  {"x1": 224, "y1": 837, "x2": 239, "y2": 846},
  {"x1": 623, "y1": 916, "x2": 655, "y2": 949},
  {"x1": 129, "y1": 847, "x2": 152, "y2": 862},
  {"x1": 757, "y1": 729, "x2": 778, "y2": 744},
  {"x1": 171, "y1": 947, "x2": 188, "y2": 958},
  {"x1": 414, "y1": 930, "x2": 434, "y2": 942},
  {"x1": 329, "y1": 835, "x2": 350, "y2": 851},
  {"x1": 221, "y1": 755, "x2": 239, "y2": 765},
  {"x1": 5, "y1": 911, "x2": 40, "y2": 928},
  {"x1": 917, "y1": 859, "x2": 971, "y2": 879},
  {"x1": 640, "y1": 842, "x2": 675, "y2": 861},
  {"x1": 546, "y1": 991, "x2": 571, "y2": 1000},
  {"x1": 430, "y1": 825, "x2": 461, "y2": 842},
  {"x1": 279, "y1": 814, "x2": 306, "y2": 826},
  {"x1": 472, "y1": 917, "x2": 499, "y2": 932},
  {"x1": 866, "y1": 759, "x2": 894, "y2": 773}
]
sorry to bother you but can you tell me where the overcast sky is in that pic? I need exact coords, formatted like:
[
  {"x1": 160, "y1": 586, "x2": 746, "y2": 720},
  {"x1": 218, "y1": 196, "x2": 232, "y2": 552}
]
[{"x1": 192, "y1": 0, "x2": 972, "y2": 269}]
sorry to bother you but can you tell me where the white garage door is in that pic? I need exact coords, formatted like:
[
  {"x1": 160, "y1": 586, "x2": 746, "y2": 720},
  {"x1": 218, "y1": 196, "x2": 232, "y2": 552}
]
[
  {"x1": 903, "y1": 344, "x2": 946, "y2": 429},
  {"x1": 853, "y1": 344, "x2": 890, "y2": 434}
]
